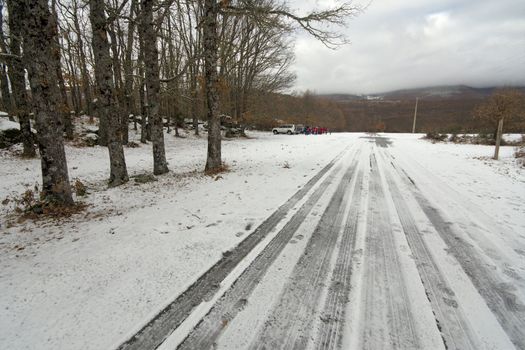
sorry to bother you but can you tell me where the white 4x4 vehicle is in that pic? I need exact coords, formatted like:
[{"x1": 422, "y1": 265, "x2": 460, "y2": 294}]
[{"x1": 272, "y1": 124, "x2": 296, "y2": 135}]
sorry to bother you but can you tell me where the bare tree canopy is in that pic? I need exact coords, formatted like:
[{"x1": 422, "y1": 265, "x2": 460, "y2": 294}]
[
  {"x1": 473, "y1": 88, "x2": 525, "y2": 159},
  {"x1": 473, "y1": 88, "x2": 525, "y2": 128},
  {"x1": 1, "y1": 0, "x2": 363, "y2": 200},
  {"x1": 220, "y1": 0, "x2": 363, "y2": 48}
]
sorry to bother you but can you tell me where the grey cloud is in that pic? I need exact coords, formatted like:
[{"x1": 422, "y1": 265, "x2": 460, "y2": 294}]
[{"x1": 286, "y1": 0, "x2": 525, "y2": 94}]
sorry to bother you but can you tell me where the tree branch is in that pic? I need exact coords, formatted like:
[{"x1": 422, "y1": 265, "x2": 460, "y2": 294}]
[{"x1": 221, "y1": 1, "x2": 363, "y2": 48}]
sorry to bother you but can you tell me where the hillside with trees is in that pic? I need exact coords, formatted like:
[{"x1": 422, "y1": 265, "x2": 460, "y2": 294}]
[{"x1": 323, "y1": 85, "x2": 525, "y2": 133}]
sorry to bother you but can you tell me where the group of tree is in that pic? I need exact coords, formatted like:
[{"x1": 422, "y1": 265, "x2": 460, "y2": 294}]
[
  {"x1": 244, "y1": 90, "x2": 346, "y2": 131},
  {"x1": 0, "y1": 0, "x2": 360, "y2": 206}
]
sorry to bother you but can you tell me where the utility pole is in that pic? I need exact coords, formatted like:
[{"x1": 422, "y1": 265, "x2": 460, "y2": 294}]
[
  {"x1": 493, "y1": 117, "x2": 504, "y2": 160},
  {"x1": 412, "y1": 97, "x2": 418, "y2": 133}
]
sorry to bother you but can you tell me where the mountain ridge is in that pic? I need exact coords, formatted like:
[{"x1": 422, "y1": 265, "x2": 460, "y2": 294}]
[{"x1": 321, "y1": 85, "x2": 525, "y2": 102}]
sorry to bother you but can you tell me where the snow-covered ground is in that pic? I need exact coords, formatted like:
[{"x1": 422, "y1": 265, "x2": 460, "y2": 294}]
[
  {"x1": 0, "y1": 131, "x2": 524, "y2": 350},
  {"x1": 0, "y1": 130, "x2": 353, "y2": 349}
]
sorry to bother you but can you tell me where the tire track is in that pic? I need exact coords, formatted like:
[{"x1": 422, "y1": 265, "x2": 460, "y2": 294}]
[
  {"x1": 315, "y1": 170, "x2": 364, "y2": 350},
  {"x1": 176, "y1": 150, "x2": 359, "y2": 350},
  {"x1": 361, "y1": 150, "x2": 419, "y2": 350},
  {"x1": 390, "y1": 152, "x2": 525, "y2": 350},
  {"x1": 248, "y1": 155, "x2": 360, "y2": 350},
  {"x1": 117, "y1": 148, "x2": 350, "y2": 350},
  {"x1": 378, "y1": 149, "x2": 478, "y2": 350}
]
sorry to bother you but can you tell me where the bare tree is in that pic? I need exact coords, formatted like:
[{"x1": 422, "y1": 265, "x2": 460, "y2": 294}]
[
  {"x1": 19, "y1": 0, "x2": 73, "y2": 204},
  {"x1": 474, "y1": 88, "x2": 525, "y2": 160},
  {"x1": 66, "y1": 0, "x2": 94, "y2": 116},
  {"x1": 203, "y1": 0, "x2": 222, "y2": 172},
  {"x1": 0, "y1": 64, "x2": 11, "y2": 116},
  {"x1": 51, "y1": 0, "x2": 74, "y2": 139},
  {"x1": 121, "y1": 0, "x2": 138, "y2": 144},
  {"x1": 140, "y1": 0, "x2": 169, "y2": 174},
  {"x1": 202, "y1": 0, "x2": 361, "y2": 172},
  {"x1": 5, "y1": 0, "x2": 36, "y2": 156},
  {"x1": 0, "y1": 1, "x2": 12, "y2": 119},
  {"x1": 176, "y1": 0, "x2": 203, "y2": 135},
  {"x1": 89, "y1": 0, "x2": 129, "y2": 186}
]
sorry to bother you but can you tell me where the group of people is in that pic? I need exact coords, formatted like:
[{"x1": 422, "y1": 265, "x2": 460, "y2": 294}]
[{"x1": 303, "y1": 126, "x2": 329, "y2": 135}]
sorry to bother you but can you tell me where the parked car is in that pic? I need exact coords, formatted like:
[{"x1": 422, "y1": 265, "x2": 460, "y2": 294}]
[
  {"x1": 272, "y1": 124, "x2": 296, "y2": 135},
  {"x1": 295, "y1": 124, "x2": 305, "y2": 134}
]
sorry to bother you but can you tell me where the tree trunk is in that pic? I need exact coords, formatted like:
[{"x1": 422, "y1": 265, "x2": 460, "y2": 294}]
[
  {"x1": 0, "y1": 64, "x2": 12, "y2": 117},
  {"x1": 138, "y1": 47, "x2": 148, "y2": 143},
  {"x1": 70, "y1": 78, "x2": 81, "y2": 116},
  {"x1": 21, "y1": 0, "x2": 73, "y2": 204},
  {"x1": 0, "y1": 8, "x2": 13, "y2": 120},
  {"x1": 64, "y1": 35, "x2": 81, "y2": 116},
  {"x1": 494, "y1": 117, "x2": 504, "y2": 160},
  {"x1": 49, "y1": 0, "x2": 73, "y2": 140},
  {"x1": 138, "y1": 26, "x2": 150, "y2": 143},
  {"x1": 190, "y1": 67, "x2": 199, "y2": 136},
  {"x1": 89, "y1": 0, "x2": 129, "y2": 186},
  {"x1": 140, "y1": 0, "x2": 168, "y2": 174},
  {"x1": 139, "y1": 68, "x2": 147, "y2": 143},
  {"x1": 72, "y1": 5, "x2": 93, "y2": 116},
  {"x1": 6, "y1": 0, "x2": 36, "y2": 157},
  {"x1": 122, "y1": 0, "x2": 138, "y2": 144},
  {"x1": 57, "y1": 70, "x2": 73, "y2": 139},
  {"x1": 204, "y1": 0, "x2": 221, "y2": 172},
  {"x1": 108, "y1": 21, "x2": 126, "y2": 145}
]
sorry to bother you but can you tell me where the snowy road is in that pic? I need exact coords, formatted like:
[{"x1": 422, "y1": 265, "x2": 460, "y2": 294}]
[{"x1": 118, "y1": 136, "x2": 525, "y2": 350}]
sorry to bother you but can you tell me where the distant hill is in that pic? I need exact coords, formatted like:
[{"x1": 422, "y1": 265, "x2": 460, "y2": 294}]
[
  {"x1": 323, "y1": 85, "x2": 525, "y2": 102},
  {"x1": 320, "y1": 85, "x2": 525, "y2": 133},
  {"x1": 376, "y1": 85, "x2": 496, "y2": 100}
]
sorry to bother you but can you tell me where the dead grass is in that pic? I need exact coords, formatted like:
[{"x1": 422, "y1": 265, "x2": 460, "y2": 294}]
[
  {"x1": 18, "y1": 202, "x2": 89, "y2": 223},
  {"x1": 132, "y1": 173, "x2": 158, "y2": 184},
  {"x1": 204, "y1": 163, "x2": 230, "y2": 176},
  {"x1": 70, "y1": 136, "x2": 97, "y2": 148},
  {"x1": 2, "y1": 183, "x2": 89, "y2": 226},
  {"x1": 126, "y1": 141, "x2": 140, "y2": 148}
]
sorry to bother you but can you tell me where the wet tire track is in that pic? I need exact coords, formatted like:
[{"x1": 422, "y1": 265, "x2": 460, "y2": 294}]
[
  {"x1": 361, "y1": 151, "x2": 419, "y2": 350},
  {"x1": 117, "y1": 148, "x2": 350, "y2": 350},
  {"x1": 176, "y1": 151, "x2": 359, "y2": 350},
  {"x1": 378, "y1": 150, "x2": 478, "y2": 350},
  {"x1": 248, "y1": 156, "x2": 360, "y2": 350},
  {"x1": 390, "y1": 151, "x2": 525, "y2": 350},
  {"x1": 315, "y1": 170, "x2": 364, "y2": 350}
]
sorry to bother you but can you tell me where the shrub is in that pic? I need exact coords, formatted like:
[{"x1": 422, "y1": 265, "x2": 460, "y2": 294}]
[
  {"x1": 74, "y1": 179, "x2": 88, "y2": 196},
  {"x1": 515, "y1": 147, "x2": 525, "y2": 167},
  {"x1": 3, "y1": 184, "x2": 87, "y2": 222},
  {"x1": 16, "y1": 189, "x2": 39, "y2": 213},
  {"x1": 425, "y1": 132, "x2": 447, "y2": 142}
]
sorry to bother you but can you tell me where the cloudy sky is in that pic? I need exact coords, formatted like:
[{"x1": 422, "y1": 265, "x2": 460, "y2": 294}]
[{"x1": 287, "y1": 0, "x2": 525, "y2": 94}]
